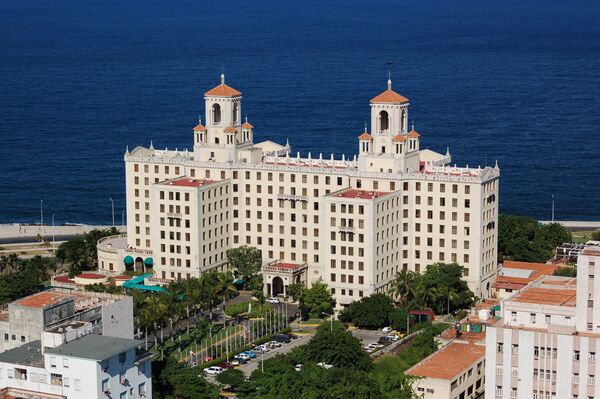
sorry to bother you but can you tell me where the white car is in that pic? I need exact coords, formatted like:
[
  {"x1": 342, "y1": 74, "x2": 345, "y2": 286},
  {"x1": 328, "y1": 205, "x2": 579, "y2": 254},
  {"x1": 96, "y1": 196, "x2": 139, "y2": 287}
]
[
  {"x1": 386, "y1": 335, "x2": 399, "y2": 342},
  {"x1": 203, "y1": 366, "x2": 224, "y2": 376},
  {"x1": 256, "y1": 344, "x2": 270, "y2": 352},
  {"x1": 317, "y1": 362, "x2": 334, "y2": 369},
  {"x1": 267, "y1": 341, "x2": 282, "y2": 348},
  {"x1": 234, "y1": 353, "x2": 251, "y2": 360},
  {"x1": 382, "y1": 326, "x2": 393, "y2": 334},
  {"x1": 266, "y1": 297, "x2": 280, "y2": 304}
]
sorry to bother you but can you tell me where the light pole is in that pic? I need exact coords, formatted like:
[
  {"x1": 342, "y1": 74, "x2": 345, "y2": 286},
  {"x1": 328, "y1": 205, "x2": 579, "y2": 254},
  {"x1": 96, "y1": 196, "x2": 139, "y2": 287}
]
[
  {"x1": 109, "y1": 198, "x2": 115, "y2": 227},
  {"x1": 52, "y1": 214, "x2": 55, "y2": 246},
  {"x1": 322, "y1": 312, "x2": 333, "y2": 332},
  {"x1": 121, "y1": 210, "x2": 125, "y2": 227},
  {"x1": 40, "y1": 200, "x2": 43, "y2": 227}
]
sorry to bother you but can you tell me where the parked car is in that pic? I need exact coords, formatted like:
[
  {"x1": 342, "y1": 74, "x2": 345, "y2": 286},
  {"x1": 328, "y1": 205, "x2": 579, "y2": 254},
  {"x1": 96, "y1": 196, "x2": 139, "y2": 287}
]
[
  {"x1": 274, "y1": 334, "x2": 291, "y2": 344},
  {"x1": 266, "y1": 297, "x2": 280, "y2": 304},
  {"x1": 378, "y1": 336, "x2": 391, "y2": 345},
  {"x1": 203, "y1": 366, "x2": 224, "y2": 376},
  {"x1": 241, "y1": 351, "x2": 257, "y2": 358},
  {"x1": 295, "y1": 364, "x2": 303, "y2": 372},
  {"x1": 216, "y1": 362, "x2": 234, "y2": 369},
  {"x1": 382, "y1": 326, "x2": 393, "y2": 334},
  {"x1": 254, "y1": 344, "x2": 270, "y2": 352},
  {"x1": 230, "y1": 359, "x2": 242, "y2": 366},
  {"x1": 386, "y1": 335, "x2": 400, "y2": 342},
  {"x1": 317, "y1": 362, "x2": 334, "y2": 369},
  {"x1": 267, "y1": 340, "x2": 282, "y2": 348},
  {"x1": 234, "y1": 353, "x2": 251, "y2": 360}
]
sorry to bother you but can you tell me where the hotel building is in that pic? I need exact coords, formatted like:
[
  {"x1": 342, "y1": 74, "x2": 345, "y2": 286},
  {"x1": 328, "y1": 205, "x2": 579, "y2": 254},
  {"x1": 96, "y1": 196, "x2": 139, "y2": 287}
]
[
  {"x1": 97, "y1": 74, "x2": 500, "y2": 305},
  {"x1": 485, "y1": 241, "x2": 600, "y2": 399}
]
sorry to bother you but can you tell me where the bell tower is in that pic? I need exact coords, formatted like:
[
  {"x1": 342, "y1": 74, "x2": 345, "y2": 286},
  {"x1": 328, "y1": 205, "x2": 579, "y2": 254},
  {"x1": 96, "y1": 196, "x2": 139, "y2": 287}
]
[
  {"x1": 203, "y1": 73, "x2": 242, "y2": 146},
  {"x1": 369, "y1": 79, "x2": 409, "y2": 154}
]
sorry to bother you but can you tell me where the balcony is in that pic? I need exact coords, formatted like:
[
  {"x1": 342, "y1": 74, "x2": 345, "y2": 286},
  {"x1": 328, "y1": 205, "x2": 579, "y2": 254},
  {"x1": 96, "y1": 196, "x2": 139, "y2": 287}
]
[
  {"x1": 339, "y1": 226, "x2": 355, "y2": 234},
  {"x1": 276, "y1": 193, "x2": 308, "y2": 202}
]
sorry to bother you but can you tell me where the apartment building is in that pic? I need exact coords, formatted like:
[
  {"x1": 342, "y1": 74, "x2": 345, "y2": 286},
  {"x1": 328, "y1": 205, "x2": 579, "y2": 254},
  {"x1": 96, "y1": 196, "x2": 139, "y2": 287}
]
[
  {"x1": 98, "y1": 74, "x2": 500, "y2": 302},
  {"x1": 407, "y1": 341, "x2": 486, "y2": 399},
  {"x1": 0, "y1": 289, "x2": 133, "y2": 352},
  {"x1": 0, "y1": 334, "x2": 151, "y2": 399},
  {"x1": 485, "y1": 241, "x2": 600, "y2": 399}
]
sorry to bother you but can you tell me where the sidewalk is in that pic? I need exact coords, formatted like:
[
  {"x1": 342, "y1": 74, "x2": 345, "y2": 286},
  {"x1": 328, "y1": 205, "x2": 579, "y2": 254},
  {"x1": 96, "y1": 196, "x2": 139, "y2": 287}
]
[{"x1": 0, "y1": 224, "x2": 125, "y2": 244}]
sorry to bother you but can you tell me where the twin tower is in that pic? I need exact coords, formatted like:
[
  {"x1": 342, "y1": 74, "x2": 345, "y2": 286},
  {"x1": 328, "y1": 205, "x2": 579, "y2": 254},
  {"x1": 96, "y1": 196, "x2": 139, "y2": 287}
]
[{"x1": 193, "y1": 74, "x2": 422, "y2": 174}]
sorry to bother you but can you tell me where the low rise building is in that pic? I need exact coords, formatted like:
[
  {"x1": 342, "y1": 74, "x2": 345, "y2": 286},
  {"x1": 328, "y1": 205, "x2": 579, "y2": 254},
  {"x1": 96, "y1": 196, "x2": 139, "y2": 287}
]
[
  {"x1": 485, "y1": 241, "x2": 600, "y2": 399},
  {"x1": 0, "y1": 289, "x2": 133, "y2": 352},
  {"x1": 493, "y1": 261, "x2": 561, "y2": 300},
  {"x1": 406, "y1": 340, "x2": 486, "y2": 399},
  {"x1": 0, "y1": 334, "x2": 151, "y2": 399}
]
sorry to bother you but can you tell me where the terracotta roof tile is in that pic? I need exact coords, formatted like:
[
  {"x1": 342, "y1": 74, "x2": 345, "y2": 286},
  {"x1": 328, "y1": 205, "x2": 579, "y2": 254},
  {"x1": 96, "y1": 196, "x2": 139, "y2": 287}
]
[
  {"x1": 17, "y1": 292, "x2": 71, "y2": 308},
  {"x1": 204, "y1": 83, "x2": 241, "y2": 97},
  {"x1": 193, "y1": 123, "x2": 207, "y2": 132},
  {"x1": 224, "y1": 126, "x2": 237, "y2": 133},
  {"x1": 370, "y1": 88, "x2": 409, "y2": 104},
  {"x1": 358, "y1": 132, "x2": 372, "y2": 140},
  {"x1": 242, "y1": 121, "x2": 254, "y2": 129},
  {"x1": 408, "y1": 130, "x2": 421, "y2": 138},
  {"x1": 392, "y1": 134, "x2": 407, "y2": 142},
  {"x1": 406, "y1": 342, "x2": 485, "y2": 380}
]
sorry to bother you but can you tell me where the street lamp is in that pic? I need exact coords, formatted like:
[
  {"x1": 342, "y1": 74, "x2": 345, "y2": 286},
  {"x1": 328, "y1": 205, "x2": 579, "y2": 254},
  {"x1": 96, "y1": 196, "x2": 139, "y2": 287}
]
[
  {"x1": 40, "y1": 200, "x2": 43, "y2": 227},
  {"x1": 322, "y1": 312, "x2": 334, "y2": 332},
  {"x1": 52, "y1": 214, "x2": 55, "y2": 246},
  {"x1": 109, "y1": 198, "x2": 115, "y2": 227}
]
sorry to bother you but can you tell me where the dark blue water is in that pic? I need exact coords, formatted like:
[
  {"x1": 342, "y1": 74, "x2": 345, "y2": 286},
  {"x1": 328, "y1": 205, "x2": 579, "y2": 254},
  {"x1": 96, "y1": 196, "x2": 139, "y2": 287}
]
[{"x1": 1, "y1": 0, "x2": 599, "y2": 225}]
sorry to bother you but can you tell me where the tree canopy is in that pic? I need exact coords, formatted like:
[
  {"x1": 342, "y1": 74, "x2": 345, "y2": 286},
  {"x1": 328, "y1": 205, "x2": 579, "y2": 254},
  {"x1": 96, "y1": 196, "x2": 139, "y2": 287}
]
[
  {"x1": 340, "y1": 293, "x2": 395, "y2": 329},
  {"x1": 226, "y1": 246, "x2": 262, "y2": 281},
  {"x1": 498, "y1": 214, "x2": 571, "y2": 263},
  {"x1": 55, "y1": 227, "x2": 119, "y2": 274},
  {"x1": 0, "y1": 256, "x2": 55, "y2": 305},
  {"x1": 298, "y1": 280, "x2": 336, "y2": 318},
  {"x1": 237, "y1": 322, "x2": 379, "y2": 398},
  {"x1": 390, "y1": 263, "x2": 474, "y2": 315}
]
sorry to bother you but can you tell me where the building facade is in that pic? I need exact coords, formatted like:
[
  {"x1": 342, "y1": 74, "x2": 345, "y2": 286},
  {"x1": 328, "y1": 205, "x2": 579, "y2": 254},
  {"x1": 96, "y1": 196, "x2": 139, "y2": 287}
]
[
  {"x1": 485, "y1": 241, "x2": 600, "y2": 399},
  {"x1": 0, "y1": 289, "x2": 134, "y2": 353},
  {"x1": 407, "y1": 341, "x2": 486, "y2": 399},
  {"x1": 98, "y1": 75, "x2": 500, "y2": 303},
  {"x1": 0, "y1": 334, "x2": 151, "y2": 399}
]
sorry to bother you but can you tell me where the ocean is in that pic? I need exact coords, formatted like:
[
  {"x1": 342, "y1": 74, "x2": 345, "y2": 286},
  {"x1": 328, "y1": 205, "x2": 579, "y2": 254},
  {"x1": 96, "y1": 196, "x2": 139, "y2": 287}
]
[{"x1": 1, "y1": 0, "x2": 599, "y2": 225}]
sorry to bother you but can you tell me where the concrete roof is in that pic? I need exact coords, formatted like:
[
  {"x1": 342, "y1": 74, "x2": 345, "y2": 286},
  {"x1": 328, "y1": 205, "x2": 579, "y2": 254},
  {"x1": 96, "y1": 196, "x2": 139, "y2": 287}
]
[
  {"x1": 0, "y1": 341, "x2": 44, "y2": 368},
  {"x1": 44, "y1": 335, "x2": 142, "y2": 362}
]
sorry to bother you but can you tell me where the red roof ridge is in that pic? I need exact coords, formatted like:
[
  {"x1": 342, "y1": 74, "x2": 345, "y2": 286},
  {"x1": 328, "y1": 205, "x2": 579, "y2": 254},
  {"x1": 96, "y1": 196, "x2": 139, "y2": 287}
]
[
  {"x1": 204, "y1": 83, "x2": 242, "y2": 97},
  {"x1": 358, "y1": 132, "x2": 372, "y2": 140},
  {"x1": 370, "y1": 88, "x2": 409, "y2": 104},
  {"x1": 392, "y1": 134, "x2": 407, "y2": 142},
  {"x1": 193, "y1": 123, "x2": 207, "y2": 132}
]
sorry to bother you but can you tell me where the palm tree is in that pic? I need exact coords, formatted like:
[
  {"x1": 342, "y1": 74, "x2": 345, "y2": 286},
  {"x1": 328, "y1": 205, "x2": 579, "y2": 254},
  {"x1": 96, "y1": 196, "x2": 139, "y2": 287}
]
[
  {"x1": 390, "y1": 269, "x2": 418, "y2": 306},
  {"x1": 216, "y1": 271, "x2": 238, "y2": 311},
  {"x1": 168, "y1": 282, "x2": 187, "y2": 342},
  {"x1": 137, "y1": 303, "x2": 154, "y2": 350},
  {"x1": 143, "y1": 295, "x2": 168, "y2": 356},
  {"x1": 438, "y1": 286, "x2": 459, "y2": 315},
  {"x1": 413, "y1": 280, "x2": 438, "y2": 310}
]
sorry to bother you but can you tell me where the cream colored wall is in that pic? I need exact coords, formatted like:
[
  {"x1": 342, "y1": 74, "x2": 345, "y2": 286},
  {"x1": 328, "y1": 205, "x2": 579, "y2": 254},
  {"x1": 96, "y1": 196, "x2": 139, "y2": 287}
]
[
  {"x1": 150, "y1": 179, "x2": 230, "y2": 280},
  {"x1": 411, "y1": 356, "x2": 484, "y2": 399}
]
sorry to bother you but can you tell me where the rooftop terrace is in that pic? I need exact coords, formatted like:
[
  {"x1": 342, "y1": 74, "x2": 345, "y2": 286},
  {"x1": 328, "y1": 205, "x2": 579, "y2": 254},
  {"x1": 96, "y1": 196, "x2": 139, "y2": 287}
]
[
  {"x1": 329, "y1": 188, "x2": 391, "y2": 200},
  {"x1": 406, "y1": 341, "x2": 485, "y2": 381},
  {"x1": 160, "y1": 176, "x2": 214, "y2": 187},
  {"x1": 507, "y1": 275, "x2": 577, "y2": 307}
]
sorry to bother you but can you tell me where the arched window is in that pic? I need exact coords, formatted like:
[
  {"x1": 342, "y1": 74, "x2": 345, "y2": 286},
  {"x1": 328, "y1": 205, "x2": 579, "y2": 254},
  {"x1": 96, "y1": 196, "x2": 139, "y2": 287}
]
[
  {"x1": 215, "y1": 137, "x2": 220, "y2": 144},
  {"x1": 212, "y1": 103, "x2": 221, "y2": 124},
  {"x1": 379, "y1": 110, "x2": 389, "y2": 132},
  {"x1": 233, "y1": 103, "x2": 239, "y2": 124},
  {"x1": 400, "y1": 110, "x2": 406, "y2": 131}
]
